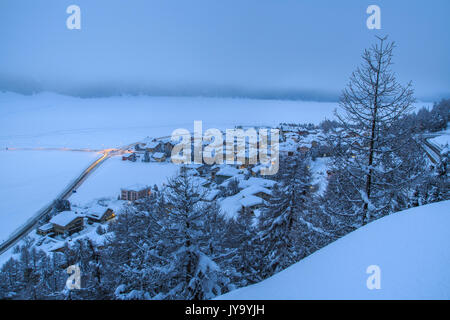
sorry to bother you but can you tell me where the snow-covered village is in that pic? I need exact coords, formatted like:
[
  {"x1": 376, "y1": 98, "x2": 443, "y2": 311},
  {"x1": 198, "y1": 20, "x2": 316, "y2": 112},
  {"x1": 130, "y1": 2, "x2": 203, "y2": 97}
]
[{"x1": 0, "y1": 1, "x2": 449, "y2": 304}]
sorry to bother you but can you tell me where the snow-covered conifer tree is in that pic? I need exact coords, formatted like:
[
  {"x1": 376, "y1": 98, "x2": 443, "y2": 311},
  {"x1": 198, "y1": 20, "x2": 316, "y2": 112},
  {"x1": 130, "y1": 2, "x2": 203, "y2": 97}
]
[
  {"x1": 327, "y1": 36, "x2": 418, "y2": 225},
  {"x1": 257, "y1": 153, "x2": 314, "y2": 277},
  {"x1": 160, "y1": 169, "x2": 227, "y2": 299}
]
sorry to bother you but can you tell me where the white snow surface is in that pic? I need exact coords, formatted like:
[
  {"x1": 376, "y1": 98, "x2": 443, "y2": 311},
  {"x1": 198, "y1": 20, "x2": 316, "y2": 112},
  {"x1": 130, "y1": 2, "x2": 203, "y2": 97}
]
[
  {"x1": 429, "y1": 126, "x2": 450, "y2": 149},
  {"x1": 69, "y1": 156, "x2": 179, "y2": 206},
  {"x1": 0, "y1": 150, "x2": 98, "y2": 243},
  {"x1": 239, "y1": 195, "x2": 264, "y2": 208},
  {"x1": 50, "y1": 210, "x2": 81, "y2": 227},
  {"x1": 0, "y1": 92, "x2": 337, "y2": 149},
  {"x1": 217, "y1": 200, "x2": 450, "y2": 300},
  {"x1": 310, "y1": 157, "x2": 331, "y2": 196},
  {"x1": 219, "y1": 183, "x2": 273, "y2": 220},
  {"x1": 0, "y1": 92, "x2": 433, "y2": 150}
]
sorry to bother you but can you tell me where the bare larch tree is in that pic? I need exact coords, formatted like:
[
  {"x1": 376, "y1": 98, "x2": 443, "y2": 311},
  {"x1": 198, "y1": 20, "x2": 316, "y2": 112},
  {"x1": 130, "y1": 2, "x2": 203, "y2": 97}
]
[{"x1": 334, "y1": 36, "x2": 416, "y2": 224}]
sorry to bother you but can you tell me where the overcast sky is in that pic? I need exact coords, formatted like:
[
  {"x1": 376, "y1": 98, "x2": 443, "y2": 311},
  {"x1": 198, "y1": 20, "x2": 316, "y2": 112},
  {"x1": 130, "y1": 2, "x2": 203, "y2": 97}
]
[{"x1": 0, "y1": 0, "x2": 449, "y2": 101}]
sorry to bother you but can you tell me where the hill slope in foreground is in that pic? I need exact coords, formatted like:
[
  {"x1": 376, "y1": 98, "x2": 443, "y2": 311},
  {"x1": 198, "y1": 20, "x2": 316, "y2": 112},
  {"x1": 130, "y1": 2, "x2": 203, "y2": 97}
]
[{"x1": 218, "y1": 200, "x2": 450, "y2": 300}]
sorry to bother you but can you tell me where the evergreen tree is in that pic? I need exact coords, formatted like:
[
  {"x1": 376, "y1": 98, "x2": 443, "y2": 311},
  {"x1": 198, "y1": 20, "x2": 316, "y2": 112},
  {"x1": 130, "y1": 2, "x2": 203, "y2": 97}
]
[
  {"x1": 223, "y1": 208, "x2": 263, "y2": 288},
  {"x1": 329, "y1": 36, "x2": 417, "y2": 225},
  {"x1": 105, "y1": 203, "x2": 166, "y2": 299},
  {"x1": 161, "y1": 170, "x2": 227, "y2": 299},
  {"x1": 257, "y1": 153, "x2": 314, "y2": 277}
]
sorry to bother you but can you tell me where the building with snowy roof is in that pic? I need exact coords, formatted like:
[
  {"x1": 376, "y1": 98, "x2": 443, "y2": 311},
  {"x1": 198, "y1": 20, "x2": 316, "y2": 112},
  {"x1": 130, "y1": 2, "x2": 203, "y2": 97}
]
[
  {"x1": 120, "y1": 184, "x2": 151, "y2": 201},
  {"x1": 239, "y1": 195, "x2": 264, "y2": 208},
  {"x1": 239, "y1": 177, "x2": 277, "y2": 189},
  {"x1": 215, "y1": 166, "x2": 240, "y2": 184},
  {"x1": 50, "y1": 211, "x2": 84, "y2": 236},
  {"x1": 86, "y1": 205, "x2": 116, "y2": 224},
  {"x1": 37, "y1": 223, "x2": 54, "y2": 236},
  {"x1": 140, "y1": 139, "x2": 161, "y2": 152},
  {"x1": 152, "y1": 152, "x2": 166, "y2": 162}
]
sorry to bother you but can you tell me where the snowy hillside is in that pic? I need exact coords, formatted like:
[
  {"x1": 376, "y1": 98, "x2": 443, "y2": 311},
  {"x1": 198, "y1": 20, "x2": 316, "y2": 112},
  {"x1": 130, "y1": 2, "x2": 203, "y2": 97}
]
[{"x1": 217, "y1": 201, "x2": 450, "y2": 300}]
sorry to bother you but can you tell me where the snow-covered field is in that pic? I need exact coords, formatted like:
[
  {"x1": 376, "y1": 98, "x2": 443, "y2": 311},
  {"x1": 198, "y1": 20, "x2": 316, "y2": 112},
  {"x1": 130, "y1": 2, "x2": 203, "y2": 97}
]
[
  {"x1": 0, "y1": 150, "x2": 98, "y2": 243},
  {"x1": 0, "y1": 92, "x2": 433, "y2": 150},
  {"x1": 69, "y1": 156, "x2": 179, "y2": 206},
  {"x1": 0, "y1": 92, "x2": 337, "y2": 149},
  {"x1": 430, "y1": 127, "x2": 450, "y2": 149},
  {"x1": 217, "y1": 200, "x2": 450, "y2": 300}
]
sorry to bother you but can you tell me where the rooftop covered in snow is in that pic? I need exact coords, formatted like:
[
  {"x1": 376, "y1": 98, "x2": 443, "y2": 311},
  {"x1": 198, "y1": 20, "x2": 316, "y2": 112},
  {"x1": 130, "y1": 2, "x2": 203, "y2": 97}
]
[
  {"x1": 121, "y1": 184, "x2": 150, "y2": 192},
  {"x1": 50, "y1": 211, "x2": 82, "y2": 227}
]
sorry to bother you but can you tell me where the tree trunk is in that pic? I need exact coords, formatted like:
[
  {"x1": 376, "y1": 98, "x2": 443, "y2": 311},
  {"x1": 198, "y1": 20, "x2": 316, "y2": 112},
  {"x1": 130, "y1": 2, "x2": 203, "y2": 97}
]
[{"x1": 363, "y1": 39, "x2": 383, "y2": 224}]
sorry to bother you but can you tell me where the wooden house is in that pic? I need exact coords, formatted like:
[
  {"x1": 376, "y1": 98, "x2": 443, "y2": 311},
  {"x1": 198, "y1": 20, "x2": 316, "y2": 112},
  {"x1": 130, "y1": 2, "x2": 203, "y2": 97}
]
[
  {"x1": 152, "y1": 152, "x2": 166, "y2": 162},
  {"x1": 215, "y1": 166, "x2": 240, "y2": 184},
  {"x1": 161, "y1": 139, "x2": 176, "y2": 157},
  {"x1": 239, "y1": 195, "x2": 264, "y2": 215},
  {"x1": 37, "y1": 223, "x2": 54, "y2": 236},
  {"x1": 50, "y1": 211, "x2": 84, "y2": 237},
  {"x1": 145, "y1": 140, "x2": 161, "y2": 153},
  {"x1": 86, "y1": 207, "x2": 115, "y2": 224}
]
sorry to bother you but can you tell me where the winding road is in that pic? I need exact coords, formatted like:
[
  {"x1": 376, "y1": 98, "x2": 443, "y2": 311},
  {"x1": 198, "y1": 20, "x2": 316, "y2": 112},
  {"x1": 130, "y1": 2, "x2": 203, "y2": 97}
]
[
  {"x1": 0, "y1": 143, "x2": 137, "y2": 255},
  {"x1": 0, "y1": 130, "x2": 197, "y2": 256},
  {"x1": 418, "y1": 133, "x2": 443, "y2": 164}
]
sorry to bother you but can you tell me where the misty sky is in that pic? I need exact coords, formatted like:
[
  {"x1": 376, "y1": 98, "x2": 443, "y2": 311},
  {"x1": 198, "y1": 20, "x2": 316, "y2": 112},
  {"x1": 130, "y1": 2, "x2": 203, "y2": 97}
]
[{"x1": 0, "y1": 0, "x2": 449, "y2": 101}]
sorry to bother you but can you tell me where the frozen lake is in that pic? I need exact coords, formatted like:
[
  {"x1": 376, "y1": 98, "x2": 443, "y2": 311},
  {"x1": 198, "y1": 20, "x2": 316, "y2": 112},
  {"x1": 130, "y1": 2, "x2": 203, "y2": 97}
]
[{"x1": 0, "y1": 92, "x2": 344, "y2": 149}]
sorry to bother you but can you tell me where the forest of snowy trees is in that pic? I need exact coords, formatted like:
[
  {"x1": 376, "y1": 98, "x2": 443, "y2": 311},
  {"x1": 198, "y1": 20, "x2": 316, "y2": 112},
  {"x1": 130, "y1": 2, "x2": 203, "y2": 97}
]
[{"x1": 0, "y1": 38, "x2": 448, "y2": 300}]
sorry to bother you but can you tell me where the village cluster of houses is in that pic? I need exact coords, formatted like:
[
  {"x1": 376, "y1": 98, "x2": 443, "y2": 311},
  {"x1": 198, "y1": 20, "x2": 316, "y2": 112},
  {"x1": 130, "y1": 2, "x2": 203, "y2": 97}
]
[
  {"x1": 36, "y1": 205, "x2": 115, "y2": 239},
  {"x1": 118, "y1": 125, "x2": 334, "y2": 219},
  {"x1": 121, "y1": 125, "x2": 332, "y2": 168},
  {"x1": 34, "y1": 125, "x2": 334, "y2": 253},
  {"x1": 118, "y1": 161, "x2": 278, "y2": 220},
  {"x1": 122, "y1": 137, "x2": 174, "y2": 162}
]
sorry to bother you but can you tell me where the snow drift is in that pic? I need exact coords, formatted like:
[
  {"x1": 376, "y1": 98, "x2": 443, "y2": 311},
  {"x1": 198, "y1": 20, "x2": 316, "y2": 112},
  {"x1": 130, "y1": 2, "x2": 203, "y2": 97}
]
[{"x1": 218, "y1": 200, "x2": 450, "y2": 299}]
